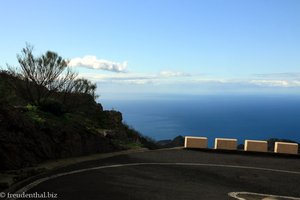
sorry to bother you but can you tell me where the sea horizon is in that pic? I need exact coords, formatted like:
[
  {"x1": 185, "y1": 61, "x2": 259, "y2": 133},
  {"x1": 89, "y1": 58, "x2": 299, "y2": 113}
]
[{"x1": 101, "y1": 94, "x2": 300, "y2": 147}]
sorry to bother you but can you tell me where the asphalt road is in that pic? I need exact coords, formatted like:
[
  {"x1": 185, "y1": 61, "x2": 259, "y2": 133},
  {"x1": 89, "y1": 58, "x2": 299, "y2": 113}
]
[{"x1": 14, "y1": 149, "x2": 300, "y2": 200}]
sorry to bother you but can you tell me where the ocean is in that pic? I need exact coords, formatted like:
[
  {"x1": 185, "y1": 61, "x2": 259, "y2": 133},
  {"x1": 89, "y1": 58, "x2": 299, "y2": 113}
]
[{"x1": 101, "y1": 94, "x2": 300, "y2": 147}]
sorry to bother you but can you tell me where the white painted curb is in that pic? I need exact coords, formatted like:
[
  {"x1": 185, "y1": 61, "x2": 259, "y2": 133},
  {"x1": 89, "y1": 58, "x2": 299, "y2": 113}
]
[{"x1": 228, "y1": 191, "x2": 300, "y2": 200}]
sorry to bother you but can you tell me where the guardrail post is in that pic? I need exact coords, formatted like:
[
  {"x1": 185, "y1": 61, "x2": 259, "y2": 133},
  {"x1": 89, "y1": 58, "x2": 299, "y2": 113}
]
[
  {"x1": 184, "y1": 136, "x2": 208, "y2": 149},
  {"x1": 214, "y1": 138, "x2": 237, "y2": 150}
]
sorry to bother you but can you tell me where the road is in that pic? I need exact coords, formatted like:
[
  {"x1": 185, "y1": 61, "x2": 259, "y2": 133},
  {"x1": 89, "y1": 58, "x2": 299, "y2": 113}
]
[{"x1": 13, "y1": 149, "x2": 300, "y2": 200}]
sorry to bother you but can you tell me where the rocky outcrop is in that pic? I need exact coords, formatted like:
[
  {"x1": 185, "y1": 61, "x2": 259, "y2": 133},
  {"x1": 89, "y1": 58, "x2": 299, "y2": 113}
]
[
  {"x1": 0, "y1": 70, "x2": 157, "y2": 171},
  {"x1": 157, "y1": 135, "x2": 184, "y2": 148}
]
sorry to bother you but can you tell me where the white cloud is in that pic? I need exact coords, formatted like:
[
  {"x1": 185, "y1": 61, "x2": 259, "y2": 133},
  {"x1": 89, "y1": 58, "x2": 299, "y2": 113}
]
[
  {"x1": 79, "y1": 70, "x2": 191, "y2": 85},
  {"x1": 159, "y1": 70, "x2": 190, "y2": 77},
  {"x1": 69, "y1": 55, "x2": 127, "y2": 72},
  {"x1": 249, "y1": 80, "x2": 288, "y2": 87},
  {"x1": 253, "y1": 73, "x2": 300, "y2": 79},
  {"x1": 78, "y1": 72, "x2": 156, "y2": 85},
  {"x1": 249, "y1": 80, "x2": 300, "y2": 87},
  {"x1": 78, "y1": 69, "x2": 300, "y2": 89}
]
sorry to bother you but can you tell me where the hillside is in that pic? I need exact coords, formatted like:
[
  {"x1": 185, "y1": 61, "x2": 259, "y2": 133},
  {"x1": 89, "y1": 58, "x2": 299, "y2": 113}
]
[{"x1": 0, "y1": 69, "x2": 158, "y2": 170}]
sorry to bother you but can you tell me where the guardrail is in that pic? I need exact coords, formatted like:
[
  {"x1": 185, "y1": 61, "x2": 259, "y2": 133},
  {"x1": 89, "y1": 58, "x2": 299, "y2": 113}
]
[
  {"x1": 214, "y1": 138, "x2": 237, "y2": 150},
  {"x1": 184, "y1": 136, "x2": 208, "y2": 149},
  {"x1": 184, "y1": 136, "x2": 299, "y2": 155},
  {"x1": 275, "y1": 142, "x2": 298, "y2": 154},
  {"x1": 244, "y1": 140, "x2": 268, "y2": 152}
]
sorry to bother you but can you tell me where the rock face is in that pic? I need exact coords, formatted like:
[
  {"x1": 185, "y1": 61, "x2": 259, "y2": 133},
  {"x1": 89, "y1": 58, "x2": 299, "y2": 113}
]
[
  {"x1": 0, "y1": 105, "x2": 121, "y2": 170},
  {"x1": 157, "y1": 135, "x2": 184, "y2": 148}
]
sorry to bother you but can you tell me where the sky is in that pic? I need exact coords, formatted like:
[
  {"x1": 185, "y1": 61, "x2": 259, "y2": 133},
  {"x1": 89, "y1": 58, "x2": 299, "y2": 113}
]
[{"x1": 1, "y1": 0, "x2": 300, "y2": 99}]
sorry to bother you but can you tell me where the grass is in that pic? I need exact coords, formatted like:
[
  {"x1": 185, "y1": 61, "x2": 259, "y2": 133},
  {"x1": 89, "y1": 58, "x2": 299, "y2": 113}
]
[{"x1": 24, "y1": 104, "x2": 45, "y2": 124}]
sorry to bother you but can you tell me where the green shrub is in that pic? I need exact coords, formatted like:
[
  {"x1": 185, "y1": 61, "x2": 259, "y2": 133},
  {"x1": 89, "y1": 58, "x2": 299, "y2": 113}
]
[
  {"x1": 25, "y1": 104, "x2": 38, "y2": 112},
  {"x1": 39, "y1": 99, "x2": 65, "y2": 116},
  {"x1": 26, "y1": 112, "x2": 45, "y2": 124}
]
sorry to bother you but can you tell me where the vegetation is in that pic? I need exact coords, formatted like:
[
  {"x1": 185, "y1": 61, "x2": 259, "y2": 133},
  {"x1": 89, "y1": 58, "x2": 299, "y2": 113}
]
[
  {"x1": 0, "y1": 45, "x2": 158, "y2": 170},
  {"x1": 6, "y1": 44, "x2": 96, "y2": 106}
]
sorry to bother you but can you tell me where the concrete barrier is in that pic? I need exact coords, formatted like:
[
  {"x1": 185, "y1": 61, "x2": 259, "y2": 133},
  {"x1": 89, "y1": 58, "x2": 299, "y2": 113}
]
[
  {"x1": 274, "y1": 142, "x2": 298, "y2": 155},
  {"x1": 184, "y1": 136, "x2": 208, "y2": 149},
  {"x1": 244, "y1": 140, "x2": 268, "y2": 152},
  {"x1": 214, "y1": 138, "x2": 237, "y2": 150}
]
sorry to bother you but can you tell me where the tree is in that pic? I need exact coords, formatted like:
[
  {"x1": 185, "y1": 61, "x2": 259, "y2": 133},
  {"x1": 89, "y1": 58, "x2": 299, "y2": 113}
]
[
  {"x1": 60, "y1": 77, "x2": 98, "y2": 105},
  {"x1": 9, "y1": 44, "x2": 78, "y2": 105},
  {"x1": 8, "y1": 44, "x2": 99, "y2": 106},
  {"x1": 71, "y1": 78, "x2": 97, "y2": 98},
  {"x1": 61, "y1": 78, "x2": 98, "y2": 110}
]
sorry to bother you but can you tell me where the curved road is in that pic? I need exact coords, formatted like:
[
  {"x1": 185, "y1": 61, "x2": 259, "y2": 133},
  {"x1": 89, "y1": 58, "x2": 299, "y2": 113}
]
[{"x1": 14, "y1": 149, "x2": 300, "y2": 200}]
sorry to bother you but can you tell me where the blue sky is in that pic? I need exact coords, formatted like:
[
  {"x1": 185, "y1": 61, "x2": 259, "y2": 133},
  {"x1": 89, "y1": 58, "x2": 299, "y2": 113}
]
[{"x1": 1, "y1": 0, "x2": 300, "y2": 99}]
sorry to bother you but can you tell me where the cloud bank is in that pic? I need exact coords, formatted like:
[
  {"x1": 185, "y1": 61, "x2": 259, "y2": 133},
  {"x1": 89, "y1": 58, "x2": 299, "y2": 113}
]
[
  {"x1": 249, "y1": 80, "x2": 300, "y2": 87},
  {"x1": 79, "y1": 70, "x2": 191, "y2": 85},
  {"x1": 159, "y1": 71, "x2": 190, "y2": 77},
  {"x1": 79, "y1": 71, "x2": 300, "y2": 89},
  {"x1": 69, "y1": 56, "x2": 127, "y2": 72}
]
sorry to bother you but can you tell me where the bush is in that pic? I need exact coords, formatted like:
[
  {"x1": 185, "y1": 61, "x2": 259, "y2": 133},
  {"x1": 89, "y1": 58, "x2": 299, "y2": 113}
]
[
  {"x1": 25, "y1": 104, "x2": 38, "y2": 112},
  {"x1": 39, "y1": 99, "x2": 66, "y2": 116}
]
